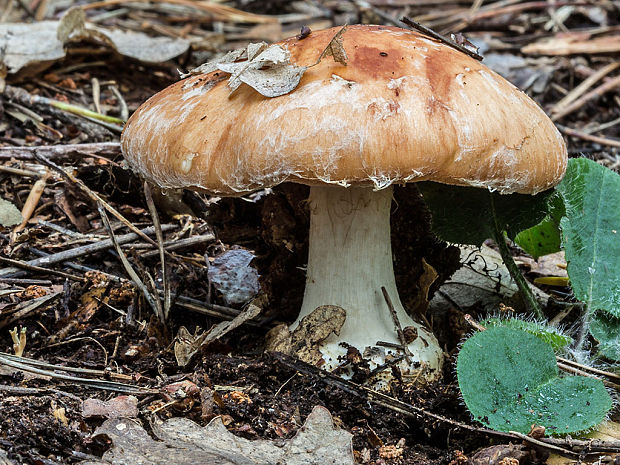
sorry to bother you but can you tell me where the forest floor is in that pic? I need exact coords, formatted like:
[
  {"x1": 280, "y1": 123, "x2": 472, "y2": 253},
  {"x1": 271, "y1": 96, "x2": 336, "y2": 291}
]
[{"x1": 0, "y1": 0, "x2": 618, "y2": 464}]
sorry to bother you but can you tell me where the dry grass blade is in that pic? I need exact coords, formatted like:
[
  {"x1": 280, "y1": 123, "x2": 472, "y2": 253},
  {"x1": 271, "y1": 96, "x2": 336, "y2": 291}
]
[
  {"x1": 551, "y1": 62, "x2": 620, "y2": 114},
  {"x1": 143, "y1": 182, "x2": 170, "y2": 320},
  {"x1": 96, "y1": 201, "x2": 165, "y2": 322},
  {"x1": 552, "y1": 74, "x2": 620, "y2": 121},
  {"x1": 32, "y1": 152, "x2": 161, "y2": 249},
  {"x1": 81, "y1": 0, "x2": 276, "y2": 24}
]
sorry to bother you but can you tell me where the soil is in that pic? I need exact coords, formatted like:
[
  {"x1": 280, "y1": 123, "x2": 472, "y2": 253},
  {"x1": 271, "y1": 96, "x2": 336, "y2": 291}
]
[{"x1": 0, "y1": 1, "x2": 618, "y2": 464}]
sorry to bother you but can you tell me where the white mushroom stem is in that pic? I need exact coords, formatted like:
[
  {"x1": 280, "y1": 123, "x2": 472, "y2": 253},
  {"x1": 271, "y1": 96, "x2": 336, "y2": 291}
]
[{"x1": 292, "y1": 185, "x2": 443, "y2": 380}]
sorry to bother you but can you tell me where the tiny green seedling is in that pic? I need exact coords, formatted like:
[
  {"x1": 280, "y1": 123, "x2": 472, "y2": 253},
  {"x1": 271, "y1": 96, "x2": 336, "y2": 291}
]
[{"x1": 457, "y1": 326, "x2": 612, "y2": 435}]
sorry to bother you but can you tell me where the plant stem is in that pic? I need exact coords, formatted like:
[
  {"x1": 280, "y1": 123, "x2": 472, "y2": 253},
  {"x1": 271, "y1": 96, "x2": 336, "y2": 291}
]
[{"x1": 490, "y1": 196, "x2": 544, "y2": 319}]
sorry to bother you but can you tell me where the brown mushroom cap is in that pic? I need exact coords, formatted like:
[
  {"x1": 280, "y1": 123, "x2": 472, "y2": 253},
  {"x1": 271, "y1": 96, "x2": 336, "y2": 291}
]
[{"x1": 121, "y1": 25, "x2": 567, "y2": 195}]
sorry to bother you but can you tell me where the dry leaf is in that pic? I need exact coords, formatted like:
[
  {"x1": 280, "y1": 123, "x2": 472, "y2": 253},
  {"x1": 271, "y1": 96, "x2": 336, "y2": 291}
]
[
  {"x1": 80, "y1": 405, "x2": 354, "y2": 465},
  {"x1": 174, "y1": 304, "x2": 261, "y2": 366},
  {"x1": 409, "y1": 258, "x2": 439, "y2": 316},
  {"x1": 218, "y1": 44, "x2": 307, "y2": 97},
  {"x1": 82, "y1": 396, "x2": 139, "y2": 419},
  {"x1": 317, "y1": 25, "x2": 349, "y2": 66},
  {"x1": 207, "y1": 248, "x2": 260, "y2": 305},
  {"x1": 0, "y1": 198, "x2": 23, "y2": 227},
  {"x1": 430, "y1": 245, "x2": 550, "y2": 313},
  {"x1": 292, "y1": 305, "x2": 346, "y2": 364},
  {"x1": 265, "y1": 306, "x2": 346, "y2": 364},
  {"x1": 0, "y1": 8, "x2": 189, "y2": 75}
]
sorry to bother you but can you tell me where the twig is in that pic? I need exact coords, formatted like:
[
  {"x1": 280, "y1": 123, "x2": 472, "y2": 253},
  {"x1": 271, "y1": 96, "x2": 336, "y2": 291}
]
[
  {"x1": 557, "y1": 125, "x2": 620, "y2": 148},
  {"x1": 0, "y1": 225, "x2": 177, "y2": 277},
  {"x1": 0, "y1": 293, "x2": 62, "y2": 330},
  {"x1": 366, "y1": 354, "x2": 406, "y2": 379},
  {"x1": 557, "y1": 357, "x2": 620, "y2": 382},
  {"x1": 138, "y1": 234, "x2": 215, "y2": 259},
  {"x1": 0, "y1": 142, "x2": 121, "y2": 161},
  {"x1": 557, "y1": 361, "x2": 620, "y2": 390},
  {"x1": 381, "y1": 287, "x2": 413, "y2": 364},
  {"x1": 0, "y1": 256, "x2": 84, "y2": 282},
  {"x1": 400, "y1": 16, "x2": 483, "y2": 61},
  {"x1": 0, "y1": 353, "x2": 155, "y2": 394},
  {"x1": 97, "y1": 201, "x2": 164, "y2": 322}
]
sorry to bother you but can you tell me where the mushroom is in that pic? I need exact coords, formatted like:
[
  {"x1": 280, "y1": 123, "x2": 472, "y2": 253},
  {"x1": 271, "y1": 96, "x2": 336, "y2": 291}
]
[{"x1": 121, "y1": 25, "x2": 567, "y2": 382}]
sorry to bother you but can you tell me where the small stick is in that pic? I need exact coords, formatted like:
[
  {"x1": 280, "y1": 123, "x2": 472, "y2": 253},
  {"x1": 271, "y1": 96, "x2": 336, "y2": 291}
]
[
  {"x1": 376, "y1": 341, "x2": 407, "y2": 350},
  {"x1": 13, "y1": 173, "x2": 49, "y2": 233},
  {"x1": 558, "y1": 357, "x2": 620, "y2": 382},
  {"x1": 400, "y1": 17, "x2": 483, "y2": 61},
  {"x1": 557, "y1": 124, "x2": 620, "y2": 149},
  {"x1": 139, "y1": 234, "x2": 215, "y2": 259},
  {"x1": 0, "y1": 142, "x2": 121, "y2": 161},
  {"x1": 0, "y1": 256, "x2": 84, "y2": 282},
  {"x1": 381, "y1": 286, "x2": 413, "y2": 364},
  {"x1": 366, "y1": 354, "x2": 406, "y2": 380},
  {"x1": 0, "y1": 225, "x2": 177, "y2": 277},
  {"x1": 0, "y1": 353, "x2": 154, "y2": 394}
]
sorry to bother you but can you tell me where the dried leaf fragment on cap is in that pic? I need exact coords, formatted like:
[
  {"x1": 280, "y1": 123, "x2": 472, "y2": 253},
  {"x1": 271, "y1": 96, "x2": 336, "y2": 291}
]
[
  {"x1": 315, "y1": 25, "x2": 349, "y2": 66},
  {"x1": 184, "y1": 42, "x2": 308, "y2": 98}
]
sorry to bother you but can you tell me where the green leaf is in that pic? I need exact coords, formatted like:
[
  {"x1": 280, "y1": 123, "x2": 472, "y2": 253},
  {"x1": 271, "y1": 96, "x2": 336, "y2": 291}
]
[
  {"x1": 590, "y1": 311, "x2": 620, "y2": 361},
  {"x1": 556, "y1": 158, "x2": 620, "y2": 316},
  {"x1": 514, "y1": 193, "x2": 565, "y2": 258},
  {"x1": 418, "y1": 182, "x2": 553, "y2": 246},
  {"x1": 480, "y1": 317, "x2": 571, "y2": 353},
  {"x1": 457, "y1": 327, "x2": 611, "y2": 435}
]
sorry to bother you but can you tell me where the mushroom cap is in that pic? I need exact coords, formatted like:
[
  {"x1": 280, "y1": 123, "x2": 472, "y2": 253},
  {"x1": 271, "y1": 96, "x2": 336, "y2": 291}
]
[{"x1": 121, "y1": 25, "x2": 567, "y2": 195}]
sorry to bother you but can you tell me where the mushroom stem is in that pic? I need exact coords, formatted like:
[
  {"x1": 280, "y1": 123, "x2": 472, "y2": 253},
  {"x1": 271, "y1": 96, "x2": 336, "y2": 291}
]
[{"x1": 293, "y1": 185, "x2": 443, "y2": 380}]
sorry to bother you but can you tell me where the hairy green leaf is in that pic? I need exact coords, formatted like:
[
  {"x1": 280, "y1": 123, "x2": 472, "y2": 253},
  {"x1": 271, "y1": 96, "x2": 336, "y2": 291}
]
[
  {"x1": 457, "y1": 327, "x2": 611, "y2": 435},
  {"x1": 480, "y1": 317, "x2": 571, "y2": 352},
  {"x1": 418, "y1": 182, "x2": 553, "y2": 246},
  {"x1": 590, "y1": 311, "x2": 620, "y2": 361},
  {"x1": 514, "y1": 193, "x2": 564, "y2": 258},
  {"x1": 556, "y1": 158, "x2": 620, "y2": 316}
]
